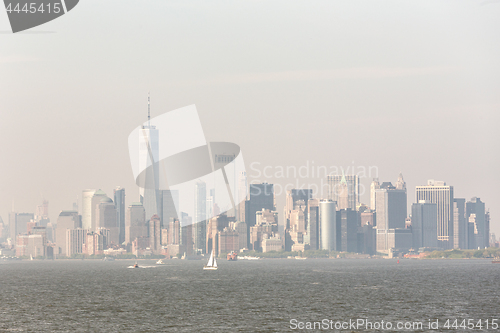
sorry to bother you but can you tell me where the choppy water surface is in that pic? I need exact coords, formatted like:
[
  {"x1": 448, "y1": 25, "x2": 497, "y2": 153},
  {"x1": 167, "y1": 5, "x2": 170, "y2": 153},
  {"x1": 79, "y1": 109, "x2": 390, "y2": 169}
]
[{"x1": 0, "y1": 259, "x2": 498, "y2": 332}]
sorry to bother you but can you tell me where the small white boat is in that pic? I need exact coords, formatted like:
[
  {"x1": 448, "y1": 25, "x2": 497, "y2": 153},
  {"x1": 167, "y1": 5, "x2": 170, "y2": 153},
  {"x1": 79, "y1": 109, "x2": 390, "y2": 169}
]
[
  {"x1": 156, "y1": 259, "x2": 165, "y2": 265},
  {"x1": 203, "y1": 250, "x2": 218, "y2": 270},
  {"x1": 240, "y1": 256, "x2": 260, "y2": 260}
]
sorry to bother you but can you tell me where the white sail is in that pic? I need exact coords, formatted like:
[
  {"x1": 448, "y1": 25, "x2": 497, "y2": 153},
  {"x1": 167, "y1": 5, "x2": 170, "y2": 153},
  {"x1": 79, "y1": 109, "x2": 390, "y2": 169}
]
[
  {"x1": 207, "y1": 251, "x2": 214, "y2": 267},
  {"x1": 213, "y1": 255, "x2": 217, "y2": 268}
]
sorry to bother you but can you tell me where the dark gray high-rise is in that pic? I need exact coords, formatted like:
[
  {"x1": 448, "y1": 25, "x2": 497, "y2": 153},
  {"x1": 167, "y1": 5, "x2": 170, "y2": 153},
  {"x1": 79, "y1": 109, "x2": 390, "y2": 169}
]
[
  {"x1": 245, "y1": 183, "x2": 274, "y2": 228},
  {"x1": 337, "y1": 209, "x2": 358, "y2": 252},
  {"x1": 411, "y1": 200, "x2": 438, "y2": 249},
  {"x1": 375, "y1": 180, "x2": 407, "y2": 253},
  {"x1": 307, "y1": 199, "x2": 319, "y2": 250},
  {"x1": 466, "y1": 197, "x2": 487, "y2": 249},
  {"x1": 245, "y1": 183, "x2": 274, "y2": 245},
  {"x1": 114, "y1": 187, "x2": 126, "y2": 245}
]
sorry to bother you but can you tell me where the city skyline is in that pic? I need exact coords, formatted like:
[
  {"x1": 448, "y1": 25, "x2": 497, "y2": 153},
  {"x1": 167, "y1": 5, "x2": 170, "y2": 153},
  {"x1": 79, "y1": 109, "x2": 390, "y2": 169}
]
[
  {"x1": 2, "y1": 1, "x2": 499, "y2": 332},
  {"x1": 2, "y1": 1, "x2": 499, "y2": 237},
  {"x1": 1, "y1": 169, "x2": 495, "y2": 233},
  {"x1": 2, "y1": 170, "x2": 493, "y2": 256}
]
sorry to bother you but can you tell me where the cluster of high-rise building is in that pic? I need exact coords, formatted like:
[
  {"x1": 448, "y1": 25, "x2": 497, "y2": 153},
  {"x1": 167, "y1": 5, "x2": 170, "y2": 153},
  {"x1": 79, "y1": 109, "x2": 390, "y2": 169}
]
[
  {"x1": 0, "y1": 106, "x2": 494, "y2": 258},
  {"x1": 277, "y1": 174, "x2": 492, "y2": 256},
  {"x1": 0, "y1": 172, "x2": 495, "y2": 259}
]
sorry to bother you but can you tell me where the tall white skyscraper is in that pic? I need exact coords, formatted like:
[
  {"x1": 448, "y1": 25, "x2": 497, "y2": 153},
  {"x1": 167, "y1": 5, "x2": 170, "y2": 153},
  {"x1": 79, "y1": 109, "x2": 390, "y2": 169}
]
[
  {"x1": 415, "y1": 180, "x2": 454, "y2": 249},
  {"x1": 82, "y1": 189, "x2": 96, "y2": 230},
  {"x1": 139, "y1": 95, "x2": 161, "y2": 222},
  {"x1": 90, "y1": 190, "x2": 107, "y2": 231},
  {"x1": 193, "y1": 180, "x2": 207, "y2": 253},
  {"x1": 319, "y1": 200, "x2": 337, "y2": 251},
  {"x1": 370, "y1": 178, "x2": 380, "y2": 210}
]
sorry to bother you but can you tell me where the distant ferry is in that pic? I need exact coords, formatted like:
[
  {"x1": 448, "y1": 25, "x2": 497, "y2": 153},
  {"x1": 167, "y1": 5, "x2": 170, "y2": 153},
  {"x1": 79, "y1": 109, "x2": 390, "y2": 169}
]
[
  {"x1": 492, "y1": 260, "x2": 500, "y2": 264},
  {"x1": 240, "y1": 256, "x2": 260, "y2": 260},
  {"x1": 227, "y1": 251, "x2": 238, "y2": 261}
]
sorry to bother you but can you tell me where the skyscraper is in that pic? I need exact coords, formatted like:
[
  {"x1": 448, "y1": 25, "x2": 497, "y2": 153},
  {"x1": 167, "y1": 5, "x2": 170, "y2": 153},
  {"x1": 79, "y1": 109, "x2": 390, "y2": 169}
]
[
  {"x1": 55, "y1": 211, "x2": 79, "y2": 256},
  {"x1": 114, "y1": 187, "x2": 126, "y2": 245},
  {"x1": 375, "y1": 179, "x2": 407, "y2": 253},
  {"x1": 245, "y1": 183, "x2": 275, "y2": 228},
  {"x1": 12, "y1": 213, "x2": 34, "y2": 237},
  {"x1": 415, "y1": 180, "x2": 454, "y2": 249},
  {"x1": 375, "y1": 182, "x2": 407, "y2": 230},
  {"x1": 237, "y1": 171, "x2": 248, "y2": 222},
  {"x1": 485, "y1": 210, "x2": 490, "y2": 248},
  {"x1": 327, "y1": 174, "x2": 359, "y2": 210},
  {"x1": 466, "y1": 197, "x2": 487, "y2": 249},
  {"x1": 307, "y1": 199, "x2": 320, "y2": 250},
  {"x1": 213, "y1": 152, "x2": 236, "y2": 217},
  {"x1": 167, "y1": 218, "x2": 182, "y2": 258},
  {"x1": 245, "y1": 183, "x2": 275, "y2": 246},
  {"x1": 82, "y1": 189, "x2": 96, "y2": 230},
  {"x1": 337, "y1": 209, "x2": 358, "y2": 252},
  {"x1": 0, "y1": 216, "x2": 6, "y2": 242},
  {"x1": 66, "y1": 228, "x2": 87, "y2": 257},
  {"x1": 411, "y1": 200, "x2": 438, "y2": 249},
  {"x1": 148, "y1": 214, "x2": 161, "y2": 254},
  {"x1": 319, "y1": 200, "x2": 337, "y2": 251},
  {"x1": 96, "y1": 197, "x2": 119, "y2": 245},
  {"x1": 125, "y1": 202, "x2": 146, "y2": 244},
  {"x1": 139, "y1": 96, "x2": 161, "y2": 222},
  {"x1": 453, "y1": 198, "x2": 467, "y2": 249},
  {"x1": 283, "y1": 189, "x2": 312, "y2": 230},
  {"x1": 35, "y1": 200, "x2": 49, "y2": 223},
  {"x1": 160, "y1": 190, "x2": 179, "y2": 228},
  {"x1": 193, "y1": 180, "x2": 207, "y2": 253},
  {"x1": 370, "y1": 178, "x2": 380, "y2": 210},
  {"x1": 395, "y1": 172, "x2": 406, "y2": 191},
  {"x1": 90, "y1": 190, "x2": 107, "y2": 232}
]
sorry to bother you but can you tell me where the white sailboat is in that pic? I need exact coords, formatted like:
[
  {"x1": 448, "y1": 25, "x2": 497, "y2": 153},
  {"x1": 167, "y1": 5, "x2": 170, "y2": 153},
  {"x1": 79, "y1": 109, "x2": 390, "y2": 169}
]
[{"x1": 203, "y1": 250, "x2": 218, "y2": 270}]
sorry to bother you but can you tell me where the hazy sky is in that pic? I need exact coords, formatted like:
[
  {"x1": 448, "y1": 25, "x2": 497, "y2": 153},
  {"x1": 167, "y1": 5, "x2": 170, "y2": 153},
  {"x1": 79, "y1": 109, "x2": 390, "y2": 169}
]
[{"x1": 1, "y1": 0, "x2": 499, "y2": 235}]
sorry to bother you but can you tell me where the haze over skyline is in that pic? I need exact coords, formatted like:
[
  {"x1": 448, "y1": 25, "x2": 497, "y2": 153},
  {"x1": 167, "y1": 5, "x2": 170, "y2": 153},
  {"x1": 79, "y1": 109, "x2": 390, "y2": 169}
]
[{"x1": 1, "y1": 0, "x2": 499, "y2": 235}]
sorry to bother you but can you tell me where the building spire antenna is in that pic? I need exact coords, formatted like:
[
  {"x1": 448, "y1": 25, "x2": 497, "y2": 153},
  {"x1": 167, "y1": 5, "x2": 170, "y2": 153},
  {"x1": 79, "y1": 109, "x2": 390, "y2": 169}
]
[{"x1": 148, "y1": 92, "x2": 151, "y2": 127}]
